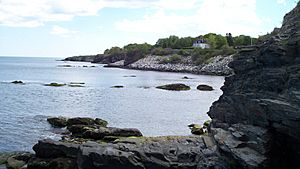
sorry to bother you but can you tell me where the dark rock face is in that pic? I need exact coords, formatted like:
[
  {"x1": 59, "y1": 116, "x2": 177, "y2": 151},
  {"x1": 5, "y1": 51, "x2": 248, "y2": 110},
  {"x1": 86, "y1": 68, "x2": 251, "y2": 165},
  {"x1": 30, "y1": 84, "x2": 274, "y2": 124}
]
[
  {"x1": 156, "y1": 83, "x2": 191, "y2": 91},
  {"x1": 207, "y1": 2, "x2": 300, "y2": 169}
]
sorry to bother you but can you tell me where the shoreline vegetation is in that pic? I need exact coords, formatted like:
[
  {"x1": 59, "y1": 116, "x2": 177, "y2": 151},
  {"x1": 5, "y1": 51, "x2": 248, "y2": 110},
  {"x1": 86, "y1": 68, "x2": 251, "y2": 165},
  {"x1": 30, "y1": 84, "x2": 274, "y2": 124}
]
[{"x1": 63, "y1": 33, "x2": 259, "y2": 76}]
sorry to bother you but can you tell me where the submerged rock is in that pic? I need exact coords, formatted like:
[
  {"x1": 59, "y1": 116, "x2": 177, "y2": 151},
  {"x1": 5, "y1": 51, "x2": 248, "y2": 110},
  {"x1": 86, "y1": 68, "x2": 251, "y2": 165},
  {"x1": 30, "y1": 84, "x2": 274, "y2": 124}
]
[
  {"x1": 70, "y1": 82, "x2": 85, "y2": 85},
  {"x1": 111, "y1": 85, "x2": 124, "y2": 88},
  {"x1": 156, "y1": 83, "x2": 190, "y2": 91},
  {"x1": 196, "y1": 85, "x2": 214, "y2": 91},
  {"x1": 44, "y1": 83, "x2": 66, "y2": 87},
  {"x1": 182, "y1": 76, "x2": 193, "y2": 79},
  {"x1": 57, "y1": 65, "x2": 72, "y2": 67},
  {"x1": 11, "y1": 81, "x2": 24, "y2": 84},
  {"x1": 68, "y1": 84, "x2": 84, "y2": 87}
]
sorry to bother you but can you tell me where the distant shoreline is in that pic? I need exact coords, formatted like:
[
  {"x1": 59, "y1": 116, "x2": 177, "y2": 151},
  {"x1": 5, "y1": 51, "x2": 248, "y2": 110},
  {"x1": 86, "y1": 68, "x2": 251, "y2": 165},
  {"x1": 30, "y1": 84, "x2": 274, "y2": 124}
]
[{"x1": 63, "y1": 54, "x2": 234, "y2": 76}]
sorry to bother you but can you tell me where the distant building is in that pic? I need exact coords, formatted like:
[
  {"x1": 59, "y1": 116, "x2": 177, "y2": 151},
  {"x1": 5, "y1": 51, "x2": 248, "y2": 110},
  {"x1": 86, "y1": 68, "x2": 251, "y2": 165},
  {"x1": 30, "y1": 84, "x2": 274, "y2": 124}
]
[{"x1": 193, "y1": 38, "x2": 210, "y2": 49}]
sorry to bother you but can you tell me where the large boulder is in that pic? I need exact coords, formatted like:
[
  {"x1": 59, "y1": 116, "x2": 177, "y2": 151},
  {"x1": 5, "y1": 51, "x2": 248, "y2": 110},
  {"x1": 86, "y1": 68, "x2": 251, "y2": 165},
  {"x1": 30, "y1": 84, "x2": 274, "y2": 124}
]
[
  {"x1": 81, "y1": 127, "x2": 143, "y2": 140},
  {"x1": 33, "y1": 139, "x2": 79, "y2": 159},
  {"x1": 67, "y1": 117, "x2": 108, "y2": 127},
  {"x1": 47, "y1": 117, "x2": 108, "y2": 128}
]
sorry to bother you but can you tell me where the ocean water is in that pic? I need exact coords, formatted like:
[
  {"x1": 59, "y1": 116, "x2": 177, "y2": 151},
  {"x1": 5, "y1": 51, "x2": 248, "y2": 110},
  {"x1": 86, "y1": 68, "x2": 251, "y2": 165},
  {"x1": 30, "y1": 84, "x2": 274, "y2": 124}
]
[{"x1": 0, "y1": 56, "x2": 224, "y2": 152}]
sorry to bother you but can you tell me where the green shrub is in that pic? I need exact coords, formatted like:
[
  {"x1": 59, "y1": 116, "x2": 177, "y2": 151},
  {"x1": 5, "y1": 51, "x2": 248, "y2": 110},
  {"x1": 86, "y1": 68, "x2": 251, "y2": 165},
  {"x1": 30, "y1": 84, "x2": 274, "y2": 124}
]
[
  {"x1": 221, "y1": 46, "x2": 236, "y2": 55},
  {"x1": 177, "y1": 49, "x2": 191, "y2": 56},
  {"x1": 151, "y1": 47, "x2": 174, "y2": 56},
  {"x1": 159, "y1": 54, "x2": 182, "y2": 64}
]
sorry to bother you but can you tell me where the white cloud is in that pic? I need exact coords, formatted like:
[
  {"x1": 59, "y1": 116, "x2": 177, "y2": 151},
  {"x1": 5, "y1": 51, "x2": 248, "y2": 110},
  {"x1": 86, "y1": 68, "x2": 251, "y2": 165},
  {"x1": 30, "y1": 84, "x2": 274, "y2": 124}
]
[
  {"x1": 50, "y1": 25, "x2": 78, "y2": 37},
  {"x1": 115, "y1": 10, "x2": 195, "y2": 33},
  {"x1": 0, "y1": 0, "x2": 105, "y2": 27},
  {"x1": 115, "y1": 0, "x2": 263, "y2": 36},
  {"x1": 0, "y1": 0, "x2": 198, "y2": 28}
]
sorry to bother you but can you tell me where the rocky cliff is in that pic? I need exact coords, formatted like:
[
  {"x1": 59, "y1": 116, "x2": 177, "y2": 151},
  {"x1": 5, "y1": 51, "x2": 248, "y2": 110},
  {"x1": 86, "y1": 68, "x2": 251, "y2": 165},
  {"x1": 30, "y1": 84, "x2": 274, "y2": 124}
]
[{"x1": 208, "y1": 2, "x2": 300, "y2": 168}]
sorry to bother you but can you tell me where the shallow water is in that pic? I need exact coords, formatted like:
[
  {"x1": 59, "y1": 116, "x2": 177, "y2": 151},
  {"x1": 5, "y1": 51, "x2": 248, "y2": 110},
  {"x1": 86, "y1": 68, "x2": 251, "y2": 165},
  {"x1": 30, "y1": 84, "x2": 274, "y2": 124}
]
[{"x1": 0, "y1": 56, "x2": 224, "y2": 152}]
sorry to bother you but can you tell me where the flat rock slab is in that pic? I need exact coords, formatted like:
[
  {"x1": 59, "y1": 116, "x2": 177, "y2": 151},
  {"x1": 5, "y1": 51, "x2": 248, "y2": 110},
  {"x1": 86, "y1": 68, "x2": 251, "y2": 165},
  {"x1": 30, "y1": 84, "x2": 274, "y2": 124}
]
[{"x1": 78, "y1": 136, "x2": 206, "y2": 169}]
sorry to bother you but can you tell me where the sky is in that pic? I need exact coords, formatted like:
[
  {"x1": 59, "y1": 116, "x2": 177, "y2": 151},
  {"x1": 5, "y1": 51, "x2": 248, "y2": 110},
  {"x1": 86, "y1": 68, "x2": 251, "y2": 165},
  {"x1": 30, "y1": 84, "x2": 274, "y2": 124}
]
[{"x1": 0, "y1": 0, "x2": 298, "y2": 57}]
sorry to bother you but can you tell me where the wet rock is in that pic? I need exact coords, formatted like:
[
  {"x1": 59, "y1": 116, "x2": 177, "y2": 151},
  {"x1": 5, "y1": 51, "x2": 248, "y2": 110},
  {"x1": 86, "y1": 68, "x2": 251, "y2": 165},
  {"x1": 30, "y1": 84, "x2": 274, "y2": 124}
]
[
  {"x1": 182, "y1": 76, "x2": 193, "y2": 79},
  {"x1": 44, "y1": 83, "x2": 66, "y2": 87},
  {"x1": 94, "y1": 118, "x2": 108, "y2": 127},
  {"x1": 57, "y1": 65, "x2": 72, "y2": 67},
  {"x1": 67, "y1": 117, "x2": 96, "y2": 126},
  {"x1": 188, "y1": 124, "x2": 205, "y2": 135},
  {"x1": 67, "y1": 125, "x2": 97, "y2": 135},
  {"x1": 68, "y1": 84, "x2": 84, "y2": 87},
  {"x1": 69, "y1": 82, "x2": 85, "y2": 85},
  {"x1": 197, "y1": 85, "x2": 214, "y2": 91},
  {"x1": 156, "y1": 83, "x2": 190, "y2": 91},
  {"x1": 11, "y1": 81, "x2": 24, "y2": 84},
  {"x1": 47, "y1": 117, "x2": 68, "y2": 128},
  {"x1": 82, "y1": 127, "x2": 143, "y2": 140},
  {"x1": 111, "y1": 85, "x2": 124, "y2": 88},
  {"x1": 123, "y1": 75, "x2": 136, "y2": 77}
]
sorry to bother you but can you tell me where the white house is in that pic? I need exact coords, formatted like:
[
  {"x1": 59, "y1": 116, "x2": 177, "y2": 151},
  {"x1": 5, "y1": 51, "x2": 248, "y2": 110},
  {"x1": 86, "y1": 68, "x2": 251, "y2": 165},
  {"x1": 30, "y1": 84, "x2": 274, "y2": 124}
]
[{"x1": 193, "y1": 38, "x2": 210, "y2": 49}]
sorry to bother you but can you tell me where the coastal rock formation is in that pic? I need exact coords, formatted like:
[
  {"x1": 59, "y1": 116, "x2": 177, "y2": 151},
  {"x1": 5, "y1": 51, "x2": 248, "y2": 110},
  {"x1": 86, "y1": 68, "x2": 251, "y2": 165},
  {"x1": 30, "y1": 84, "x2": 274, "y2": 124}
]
[
  {"x1": 208, "y1": 2, "x2": 300, "y2": 168},
  {"x1": 27, "y1": 136, "x2": 227, "y2": 169},
  {"x1": 64, "y1": 54, "x2": 233, "y2": 76},
  {"x1": 126, "y1": 55, "x2": 233, "y2": 76}
]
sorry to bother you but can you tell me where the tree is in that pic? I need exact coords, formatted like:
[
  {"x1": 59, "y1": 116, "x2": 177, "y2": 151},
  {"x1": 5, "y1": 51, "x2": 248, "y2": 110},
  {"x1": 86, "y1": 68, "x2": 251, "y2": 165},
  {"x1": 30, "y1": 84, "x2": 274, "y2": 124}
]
[
  {"x1": 104, "y1": 46, "x2": 123, "y2": 55},
  {"x1": 226, "y1": 33, "x2": 234, "y2": 46},
  {"x1": 203, "y1": 33, "x2": 228, "y2": 49},
  {"x1": 234, "y1": 35, "x2": 252, "y2": 46}
]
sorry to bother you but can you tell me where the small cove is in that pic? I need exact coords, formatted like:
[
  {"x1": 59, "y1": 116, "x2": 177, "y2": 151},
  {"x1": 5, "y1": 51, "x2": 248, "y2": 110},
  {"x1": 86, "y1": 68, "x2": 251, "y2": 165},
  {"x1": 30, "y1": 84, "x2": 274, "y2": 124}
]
[{"x1": 0, "y1": 57, "x2": 224, "y2": 152}]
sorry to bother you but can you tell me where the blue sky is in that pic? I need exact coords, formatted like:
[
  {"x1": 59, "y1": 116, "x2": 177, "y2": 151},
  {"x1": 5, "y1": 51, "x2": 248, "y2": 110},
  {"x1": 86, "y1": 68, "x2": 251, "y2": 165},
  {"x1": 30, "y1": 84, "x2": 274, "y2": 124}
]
[{"x1": 0, "y1": 0, "x2": 297, "y2": 57}]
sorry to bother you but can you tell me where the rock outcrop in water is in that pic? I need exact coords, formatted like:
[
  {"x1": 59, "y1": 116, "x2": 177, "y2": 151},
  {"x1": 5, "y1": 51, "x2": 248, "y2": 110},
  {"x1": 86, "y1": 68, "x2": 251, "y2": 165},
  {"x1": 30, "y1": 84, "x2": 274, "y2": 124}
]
[{"x1": 208, "y1": 2, "x2": 300, "y2": 168}]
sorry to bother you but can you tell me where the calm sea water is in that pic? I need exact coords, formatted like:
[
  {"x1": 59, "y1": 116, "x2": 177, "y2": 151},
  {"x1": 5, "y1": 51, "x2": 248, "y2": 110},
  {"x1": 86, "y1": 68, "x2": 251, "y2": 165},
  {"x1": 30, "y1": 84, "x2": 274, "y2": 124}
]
[{"x1": 0, "y1": 56, "x2": 224, "y2": 152}]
